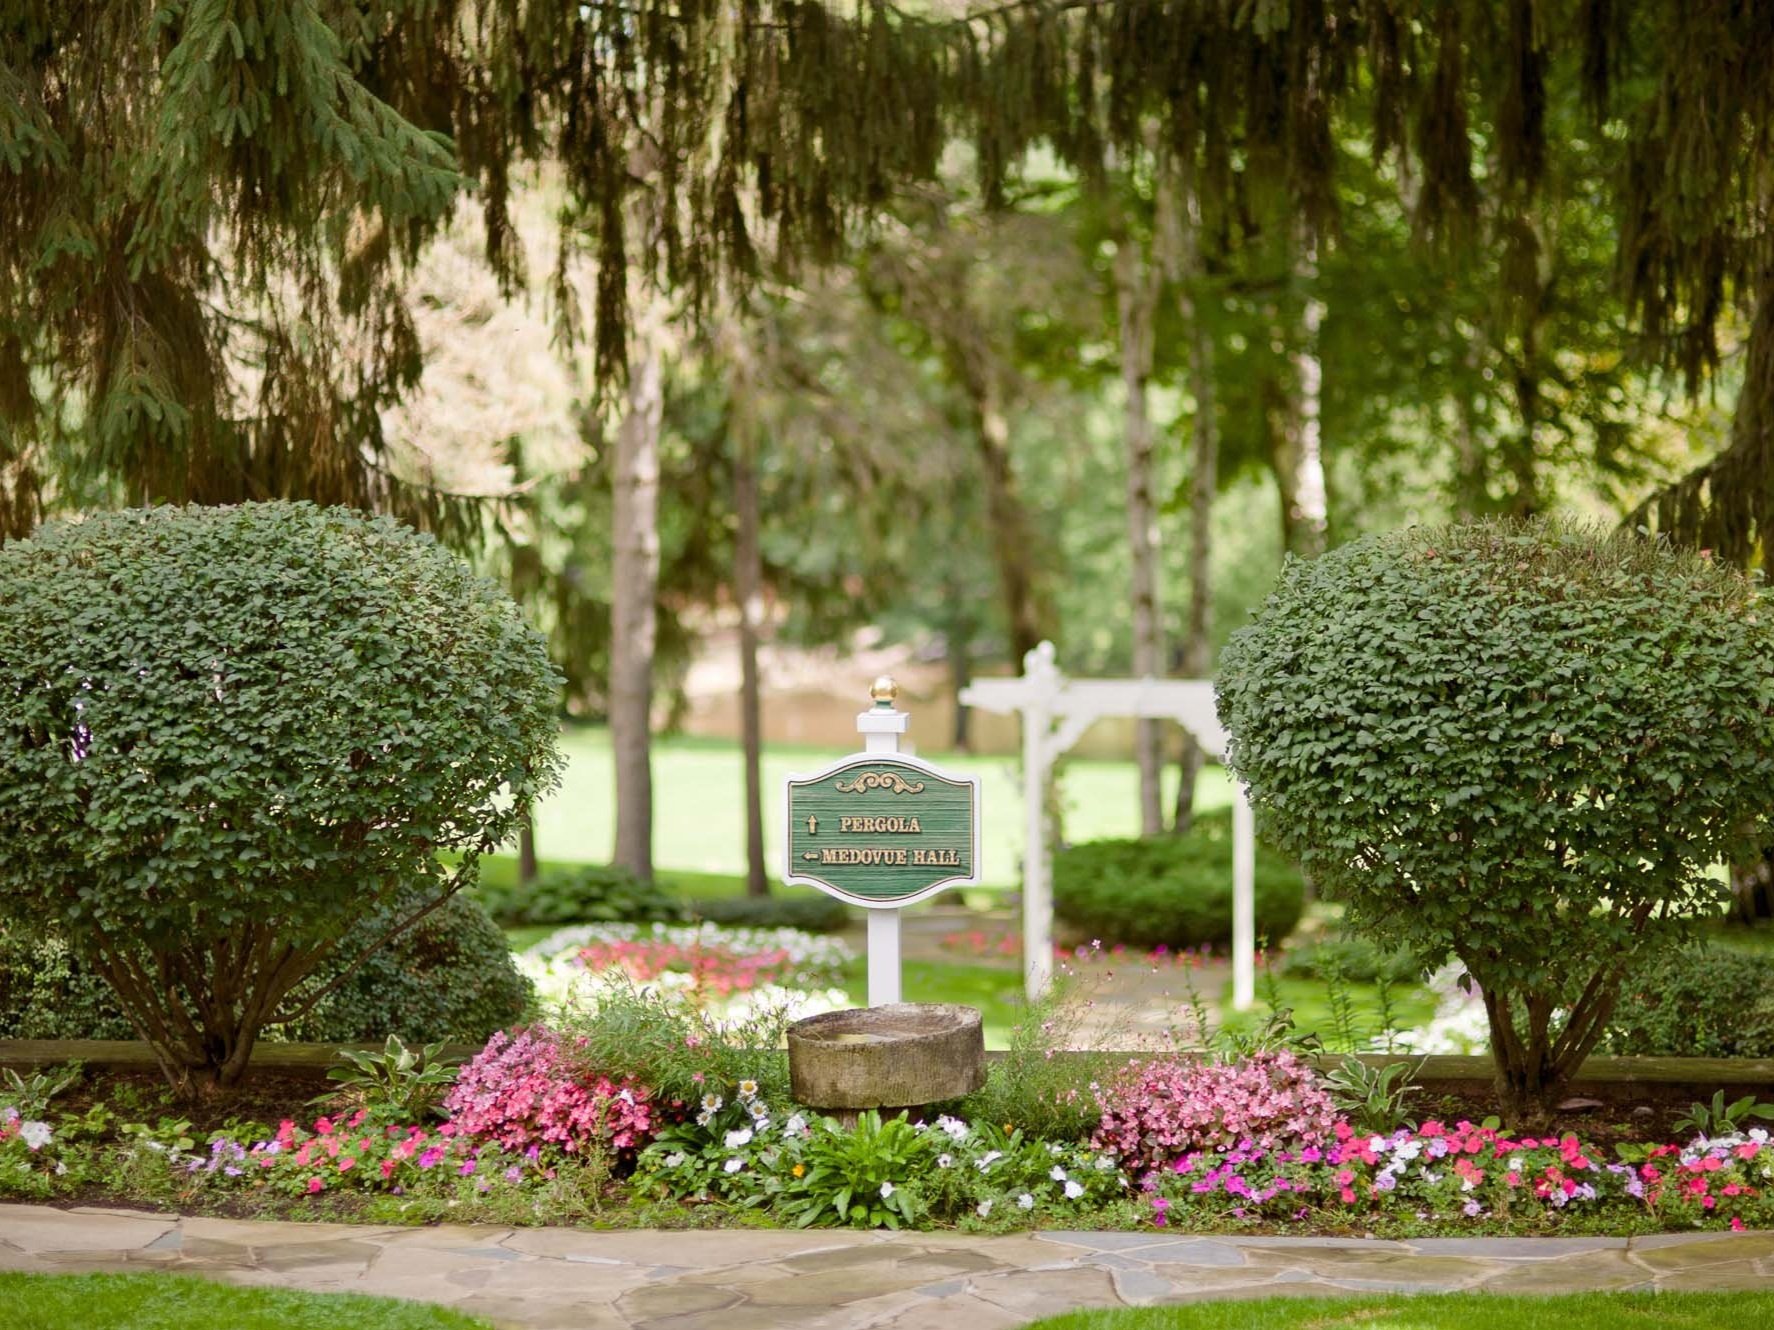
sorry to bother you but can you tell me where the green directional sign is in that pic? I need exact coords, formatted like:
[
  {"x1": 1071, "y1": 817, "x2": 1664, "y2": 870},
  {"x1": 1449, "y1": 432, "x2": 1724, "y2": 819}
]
[{"x1": 783, "y1": 754, "x2": 981, "y2": 906}]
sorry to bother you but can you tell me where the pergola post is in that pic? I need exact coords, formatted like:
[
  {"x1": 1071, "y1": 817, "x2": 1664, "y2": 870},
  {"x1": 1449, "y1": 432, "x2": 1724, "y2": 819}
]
[
  {"x1": 961, "y1": 641, "x2": 1258, "y2": 1010},
  {"x1": 1232, "y1": 781, "x2": 1256, "y2": 1010}
]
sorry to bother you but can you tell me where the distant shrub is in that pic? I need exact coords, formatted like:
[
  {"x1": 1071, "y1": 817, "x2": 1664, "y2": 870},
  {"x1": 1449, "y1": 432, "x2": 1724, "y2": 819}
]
[
  {"x1": 687, "y1": 892, "x2": 851, "y2": 933},
  {"x1": 1, "y1": 891, "x2": 529, "y2": 1046},
  {"x1": 1052, "y1": 810, "x2": 1305, "y2": 950},
  {"x1": 1604, "y1": 945, "x2": 1774, "y2": 1059},
  {"x1": 279, "y1": 890, "x2": 534, "y2": 1045},
  {"x1": 1092, "y1": 1050, "x2": 1337, "y2": 1175},
  {"x1": 475, "y1": 864, "x2": 686, "y2": 927},
  {"x1": 1283, "y1": 933, "x2": 1424, "y2": 987}
]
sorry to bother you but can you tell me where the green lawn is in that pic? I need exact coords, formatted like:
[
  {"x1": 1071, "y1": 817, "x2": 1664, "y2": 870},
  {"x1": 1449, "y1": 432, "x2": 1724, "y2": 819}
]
[
  {"x1": 524, "y1": 726, "x2": 1232, "y2": 888},
  {"x1": 1215, "y1": 972, "x2": 1439, "y2": 1051},
  {"x1": 1026, "y1": 1292, "x2": 1774, "y2": 1330},
  {"x1": 0, "y1": 1273, "x2": 492, "y2": 1330}
]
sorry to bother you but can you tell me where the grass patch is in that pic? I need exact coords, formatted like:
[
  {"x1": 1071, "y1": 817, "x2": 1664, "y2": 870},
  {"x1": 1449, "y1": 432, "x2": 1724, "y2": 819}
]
[
  {"x1": 526, "y1": 725, "x2": 1233, "y2": 884},
  {"x1": 842, "y1": 957, "x2": 1029, "y2": 1044},
  {"x1": 1025, "y1": 1292, "x2": 1774, "y2": 1330},
  {"x1": 1215, "y1": 973, "x2": 1439, "y2": 1050},
  {"x1": 0, "y1": 1272, "x2": 492, "y2": 1330}
]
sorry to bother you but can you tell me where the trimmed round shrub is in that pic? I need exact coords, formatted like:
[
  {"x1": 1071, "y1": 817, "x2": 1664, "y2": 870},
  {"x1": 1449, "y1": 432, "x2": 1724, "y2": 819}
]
[
  {"x1": 474, "y1": 864, "x2": 686, "y2": 927},
  {"x1": 0, "y1": 503, "x2": 562, "y2": 1088},
  {"x1": 1604, "y1": 945, "x2": 1774, "y2": 1059},
  {"x1": 0, "y1": 891, "x2": 532, "y2": 1046},
  {"x1": 1219, "y1": 520, "x2": 1774, "y2": 1123},
  {"x1": 1052, "y1": 809, "x2": 1304, "y2": 950}
]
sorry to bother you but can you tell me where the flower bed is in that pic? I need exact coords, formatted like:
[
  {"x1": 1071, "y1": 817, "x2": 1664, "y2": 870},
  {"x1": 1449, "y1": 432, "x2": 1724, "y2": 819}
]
[
  {"x1": 4, "y1": 1014, "x2": 1772, "y2": 1236},
  {"x1": 516, "y1": 922, "x2": 852, "y2": 1023}
]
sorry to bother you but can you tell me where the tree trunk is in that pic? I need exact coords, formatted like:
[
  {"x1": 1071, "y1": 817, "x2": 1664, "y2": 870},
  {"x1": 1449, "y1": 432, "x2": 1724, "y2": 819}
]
[
  {"x1": 610, "y1": 334, "x2": 663, "y2": 883},
  {"x1": 1283, "y1": 236, "x2": 1330, "y2": 559},
  {"x1": 1453, "y1": 337, "x2": 1488, "y2": 518},
  {"x1": 1163, "y1": 169, "x2": 1219, "y2": 835},
  {"x1": 1113, "y1": 225, "x2": 1166, "y2": 837},
  {"x1": 949, "y1": 606, "x2": 974, "y2": 751},
  {"x1": 734, "y1": 415, "x2": 770, "y2": 899},
  {"x1": 961, "y1": 364, "x2": 1051, "y2": 664},
  {"x1": 517, "y1": 811, "x2": 539, "y2": 887}
]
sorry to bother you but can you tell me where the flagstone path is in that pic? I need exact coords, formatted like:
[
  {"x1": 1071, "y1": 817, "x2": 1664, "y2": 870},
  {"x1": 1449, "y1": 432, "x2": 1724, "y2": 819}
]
[{"x1": 2, "y1": 1205, "x2": 1771, "y2": 1329}]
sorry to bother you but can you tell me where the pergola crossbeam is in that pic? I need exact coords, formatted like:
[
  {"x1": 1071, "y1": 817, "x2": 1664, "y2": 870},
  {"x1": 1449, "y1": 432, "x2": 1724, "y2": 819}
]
[{"x1": 960, "y1": 641, "x2": 1257, "y2": 1010}]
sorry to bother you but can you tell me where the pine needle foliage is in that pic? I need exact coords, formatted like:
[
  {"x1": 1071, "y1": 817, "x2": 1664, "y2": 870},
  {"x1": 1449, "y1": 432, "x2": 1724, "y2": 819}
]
[{"x1": 2, "y1": 2, "x2": 1767, "y2": 547}]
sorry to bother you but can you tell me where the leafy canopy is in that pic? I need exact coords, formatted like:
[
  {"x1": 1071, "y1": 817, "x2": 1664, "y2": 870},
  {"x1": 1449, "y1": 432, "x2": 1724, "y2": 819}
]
[
  {"x1": 1217, "y1": 521, "x2": 1774, "y2": 1113},
  {"x1": 0, "y1": 502, "x2": 562, "y2": 1085}
]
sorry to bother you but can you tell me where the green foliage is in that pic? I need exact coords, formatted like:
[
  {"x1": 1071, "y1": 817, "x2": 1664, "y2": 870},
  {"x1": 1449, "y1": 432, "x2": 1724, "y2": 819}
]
[
  {"x1": 0, "y1": 504, "x2": 562, "y2": 1086},
  {"x1": 320, "y1": 1037, "x2": 460, "y2": 1122},
  {"x1": 1604, "y1": 946, "x2": 1774, "y2": 1059},
  {"x1": 1284, "y1": 933, "x2": 1424, "y2": 987},
  {"x1": 1322, "y1": 1056, "x2": 1423, "y2": 1135},
  {"x1": 0, "y1": 891, "x2": 530, "y2": 1048},
  {"x1": 277, "y1": 889, "x2": 533, "y2": 1045},
  {"x1": 0, "y1": 927, "x2": 136, "y2": 1040},
  {"x1": 0, "y1": 1062, "x2": 82, "y2": 1119},
  {"x1": 1052, "y1": 809, "x2": 1305, "y2": 950},
  {"x1": 773, "y1": 1111, "x2": 929, "y2": 1229},
  {"x1": 687, "y1": 893, "x2": 851, "y2": 934},
  {"x1": 954, "y1": 978, "x2": 1111, "y2": 1142},
  {"x1": 1219, "y1": 520, "x2": 1774, "y2": 1120},
  {"x1": 474, "y1": 865, "x2": 685, "y2": 928},
  {"x1": 556, "y1": 977, "x2": 790, "y2": 1107},
  {"x1": 1673, "y1": 1093, "x2": 1774, "y2": 1141}
]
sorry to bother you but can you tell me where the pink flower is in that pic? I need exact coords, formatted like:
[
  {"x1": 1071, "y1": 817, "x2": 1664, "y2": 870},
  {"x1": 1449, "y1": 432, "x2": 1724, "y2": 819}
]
[{"x1": 306, "y1": 1176, "x2": 325, "y2": 1194}]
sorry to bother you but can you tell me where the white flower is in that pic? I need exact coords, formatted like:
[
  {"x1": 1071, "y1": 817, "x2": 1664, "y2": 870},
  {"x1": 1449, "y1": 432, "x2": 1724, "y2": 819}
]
[
  {"x1": 695, "y1": 1111, "x2": 713, "y2": 1127},
  {"x1": 748, "y1": 1100, "x2": 770, "y2": 1121},
  {"x1": 936, "y1": 1115, "x2": 970, "y2": 1141},
  {"x1": 937, "y1": 1154, "x2": 953, "y2": 1169},
  {"x1": 1064, "y1": 1180, "x2": 1084, "y2": 1200},
  {"x1": 1094, "y1": 1155, "x2": 1115, "y2": 1171},
  {"x1": 617, "y1": 1088, "x2": 636, "y2": 1105},
  {"x1": 738, "y1": 1079, "x2": 759, "y2": 1101},
  {"x1": 1369, "y1": 1135, "x2": 1388, "y2": 1153},
  {"x1": 663, "y1": 1151, "x2": 687, "y2": 1168},
  {"x1": 785, "y1": 1114, "x2": 807, "y2": 1135},
  {"x1": 1016, "y1": 1193, "x2": 1034, "y2": 1210},
  {"x1": 976, "y1": 1200, "x2": 993, "y2": 1218},
  {"x1": 1047, "y1": 1143, "x2": 1063, "y2": 1157},
  {"x1": 880, "y1": 1181, "x2": 895, "y2": 1199},
  {"x1": 702, "y1": 1093, "x2": 724, "y2": 1113},
  {"x1": 976, "y1": 1150, "x2": 1003, "y2": 1172},
  {"x1": 724, "y1": 1158, "x2": 745, "y2": 1173},
  {"x1": 18, "y1": 1121, "x2": 52, "y2": 1151},
  {"x1": 1049, "y1": 1165, "x2": 1068, "y2": 1182},
  {"x1": 724, "y1": 1127, "x2": 754, "y2": 1149}
]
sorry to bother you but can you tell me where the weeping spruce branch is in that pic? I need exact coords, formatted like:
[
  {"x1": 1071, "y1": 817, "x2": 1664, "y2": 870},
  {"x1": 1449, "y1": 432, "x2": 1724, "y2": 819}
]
[{"x1": 6, "y1": 1, "x2": 1649, "y2": 540}]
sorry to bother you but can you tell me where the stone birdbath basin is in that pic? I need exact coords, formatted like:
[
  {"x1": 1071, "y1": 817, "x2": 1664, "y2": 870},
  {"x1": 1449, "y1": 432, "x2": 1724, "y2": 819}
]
[{"x1": 787, "y1": 1003, "x2": 986, "y2": 1117}]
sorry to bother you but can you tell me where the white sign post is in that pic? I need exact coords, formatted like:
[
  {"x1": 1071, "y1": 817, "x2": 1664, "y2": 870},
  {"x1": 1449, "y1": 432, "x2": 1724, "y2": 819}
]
[
  {"x1": 856, "y1": 688, "x2": 909, "y2": 1005},
  {"x1": 782, "y1": 677, "x2": 982, "y2": 1008}
]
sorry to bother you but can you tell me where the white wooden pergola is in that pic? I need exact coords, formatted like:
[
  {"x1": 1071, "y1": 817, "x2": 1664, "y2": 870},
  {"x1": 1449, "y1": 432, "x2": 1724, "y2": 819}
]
[{"x1": 960, "y1": 641, "x2": 1257, "y2": 1010}]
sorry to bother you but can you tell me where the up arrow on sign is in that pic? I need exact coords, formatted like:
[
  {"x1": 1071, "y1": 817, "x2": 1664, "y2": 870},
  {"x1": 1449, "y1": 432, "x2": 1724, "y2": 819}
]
[{"x1": 782, "y1": 676, "x2": 981, "y2": 1006}]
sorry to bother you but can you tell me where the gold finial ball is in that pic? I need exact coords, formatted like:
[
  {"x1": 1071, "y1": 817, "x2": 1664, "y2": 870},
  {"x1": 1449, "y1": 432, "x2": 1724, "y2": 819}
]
[{"x1": 870, "y1": 674, "x2": 899, "y2": 705}]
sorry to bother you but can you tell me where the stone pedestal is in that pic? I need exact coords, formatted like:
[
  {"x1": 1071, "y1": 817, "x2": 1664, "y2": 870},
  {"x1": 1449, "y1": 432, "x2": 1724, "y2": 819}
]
[{"x1": 787, "y1": 1003, "x2": 986, "y2": 1116}]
